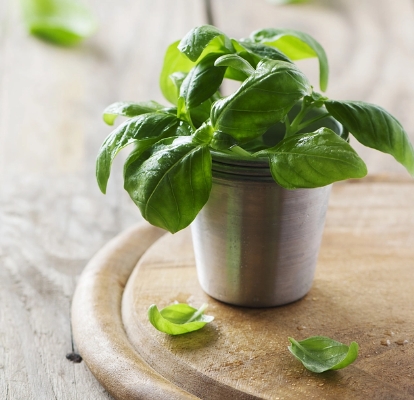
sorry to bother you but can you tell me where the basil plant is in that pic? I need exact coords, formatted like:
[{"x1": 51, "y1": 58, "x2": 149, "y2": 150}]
[{"x1": 96, "y1": 25, "x2": 414, "y2": 233}]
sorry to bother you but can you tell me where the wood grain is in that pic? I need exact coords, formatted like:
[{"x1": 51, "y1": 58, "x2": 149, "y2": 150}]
[
  {"x1": 71, "y1": 223, "x2": 198, "y2": 400},
  {"x1": 1, "y1": 0, "x2": 414, "y2": 398},
  {"x1": 0, "y1": 1, "x2": 205, "y2": 398},
  {"x1": 121, "y1": 181, "x2": 414, "y2": 400},
  {"x1": 69, "y1": 182, "x2": 414, "y2": 399}
]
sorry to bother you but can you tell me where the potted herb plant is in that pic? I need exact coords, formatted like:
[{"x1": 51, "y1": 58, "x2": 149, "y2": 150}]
[{"x1": 96, "y1": 25, "x2": 414, "y2": 307}]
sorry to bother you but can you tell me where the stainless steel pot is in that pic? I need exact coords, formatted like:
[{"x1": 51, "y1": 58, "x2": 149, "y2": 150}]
[{"x1": 191, "y1": 155, "x2": 331, "y2": 307}]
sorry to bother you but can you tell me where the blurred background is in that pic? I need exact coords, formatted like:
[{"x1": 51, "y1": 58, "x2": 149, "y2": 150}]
[{"x1": 1, "y1": 0, "x2": 414, "y2": 398}]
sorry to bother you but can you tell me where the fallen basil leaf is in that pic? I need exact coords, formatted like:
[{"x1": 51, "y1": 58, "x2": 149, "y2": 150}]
[
  {"x1": 148, "y1": 303, "x2": 214, "y2": 335},
  {"x1": 288, "y1": 336, "x2": 359, "y2": 373},
  {"x1": 20, "y1": 0, "x2": 96, "y2": 46}
]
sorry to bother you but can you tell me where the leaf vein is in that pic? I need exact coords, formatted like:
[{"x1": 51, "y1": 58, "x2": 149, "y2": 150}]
[{"x1": 167, "y1": 174, "x2": 181, "y2": 228}]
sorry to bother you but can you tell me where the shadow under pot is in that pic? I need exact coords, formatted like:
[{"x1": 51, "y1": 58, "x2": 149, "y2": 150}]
[{"x1": 190, "y1": 113, "x2": 344, "y2": 307}]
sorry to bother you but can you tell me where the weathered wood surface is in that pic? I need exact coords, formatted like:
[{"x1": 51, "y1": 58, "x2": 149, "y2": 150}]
[
  {"x1": 125, "y1": 181, "x2": 414, "y2": 400},
  {"x1": 71, "y1": 224, "x2": 194, "y2": 400},
  {"x1": 72, "y1": 181, "x2": 414, "y2": 400},
  {"x1": 1, "y1": 0, "x2": 414, "y2": 398}
]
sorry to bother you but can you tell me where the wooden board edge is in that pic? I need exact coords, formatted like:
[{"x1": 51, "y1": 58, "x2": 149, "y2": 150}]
[{"x1": 71, "y1": 223, "x2": 198, "y2": 400}]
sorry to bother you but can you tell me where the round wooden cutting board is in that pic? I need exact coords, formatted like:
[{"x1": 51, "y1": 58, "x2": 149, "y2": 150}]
[{"x1": 72, "y1": 181, "x2": 414, "y2": 400}]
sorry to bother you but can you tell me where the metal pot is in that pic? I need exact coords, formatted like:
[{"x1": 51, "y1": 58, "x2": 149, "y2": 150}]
[{"x1": 191, "y1": 113, "x2": 342, "y2": 307}]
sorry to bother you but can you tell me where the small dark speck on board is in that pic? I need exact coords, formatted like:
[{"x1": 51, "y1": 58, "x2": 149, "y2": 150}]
[{"x1": 66, "y1": 352, "x2": 83, "y2": 363}]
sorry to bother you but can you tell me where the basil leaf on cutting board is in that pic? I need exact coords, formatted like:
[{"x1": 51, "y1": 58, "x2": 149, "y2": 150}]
[
  {"x1": 288, "y1": 336, "x2": 359, "y2": 373},
  {"x1": 148, "y1": 303, "x2": 214, "y2": 335}
]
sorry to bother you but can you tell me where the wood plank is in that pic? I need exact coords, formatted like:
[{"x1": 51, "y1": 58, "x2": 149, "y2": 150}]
[{"x1": 0, "y1": 0, "x2": 206, "y2": 398}]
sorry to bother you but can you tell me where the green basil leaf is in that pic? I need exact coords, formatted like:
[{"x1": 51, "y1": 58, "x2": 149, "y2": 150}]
[
  {"x1": 176, "y1": 121, "x2": 193, "y2": 137},
  {"x1": 211, "y1": 59, "x2": 311, "y2": 142},
  {"x1": 258, "y1": 127, "x2": 367, "y2": 189},
  {"x1": 178, "y1": 25, "x2": 234, "y2": 62},
  {"x1": 305, "y1": 91, "x2": 328, "y2": 108},
  {"x1": 148, "y1": 303, "x2": 214, "y2": 335},
  {"x1": 169, "y1": 72, "x2": 213, "y2": 128},
  {"x1": 192, "y1": 121, "x2": 214, "y2": 145},
  {"x1": 190, "y1": 99, "x2": 214, "y2": 128},
  {"x1": 214, "y1": 54, "x2": 255, "y2": 77},
  {"x1": 160, "y1": 41, "x2": 196, "y2": 105},
  {"x1": 177, "y1": 97, "x2": 190, "y2": 124},
  {"x1": 123, "y1": 121, "x2": 193, "y2": 179},
  {"x1": 218, "y1": 40, "x2": 255, "y2": 81},
  {"x1": 249, "y1": 28, "x2": 328, "y2": 91},
  {"x1": 124, "y1": 136, "x2": 212, "y2": 233},
  {"x1": 325, "y1": 100, "x2": 414, "y2": 176},
  {"x1": 239, "y1": 41, "x2": 292, "y2": 64},
  {"x1": 169, "y1": 71, "x2": 188, "y2": 98},
  {"x1": 288, "y1": 336, "x2": 359, "y2": 373},
  {"x1": 210, "y1": 131, "x2": 237, "y2": 150},
  {"x1": 223, "y1": 66, "x2": 250, "y2": 82},
  {"x1": 224, "y1": 40, "x2": 292, "y2": 81},
  {"x1": 20, "y1": 0, "x2": 96, "y2": 46},
  {"x1": 241, "y1": 137, "x2": 268, "y2": 152},
  {"x1": 123, "y1": 142, "x2": 154, "y2": 180},
  {"x1": 96, "y1": 113, "x2": 179, "y2": 194},
  {"x1": 103, "y1": 101, "x2": 166, "y2": 126},
  {"x1": 180, "y1": 53, "x2": 226, "y2": 109}
]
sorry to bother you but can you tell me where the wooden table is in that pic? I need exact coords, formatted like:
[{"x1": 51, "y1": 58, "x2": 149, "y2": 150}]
[
  {"x1": 1, "y1": 0, "x2": 414, "y2": 398},
  {"x1": 71, "y1": 180, "x2": 414, "y2": 399}
]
